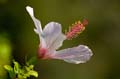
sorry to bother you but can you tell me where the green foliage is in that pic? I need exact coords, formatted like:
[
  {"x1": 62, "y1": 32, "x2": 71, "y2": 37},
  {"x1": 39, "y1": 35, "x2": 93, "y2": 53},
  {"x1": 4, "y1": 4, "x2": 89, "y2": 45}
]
[
  {"x1": 27, "y1": 56, "x2": 38, "y2": 65},
  {"x1": 4, "y1": 65, "x2": 15, "y2": 78},
  {"x1": 4, "y1": 60, "x2": 38, "y2": 79},
  {"x1": 0, "y1": 34, "x2": 12, "y2": 79}
]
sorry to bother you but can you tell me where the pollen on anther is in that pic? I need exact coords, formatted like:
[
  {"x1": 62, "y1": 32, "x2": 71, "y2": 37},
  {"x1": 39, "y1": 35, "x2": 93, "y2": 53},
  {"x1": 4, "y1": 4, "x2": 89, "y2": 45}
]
[{"x1": 65, "y1": 19, "x2": 88, "y2": 40}]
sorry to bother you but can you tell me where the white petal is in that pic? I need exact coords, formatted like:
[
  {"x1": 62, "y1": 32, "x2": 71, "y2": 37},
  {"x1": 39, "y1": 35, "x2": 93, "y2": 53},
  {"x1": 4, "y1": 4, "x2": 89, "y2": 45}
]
[
  {"x1": 26, "y1": 6, "x2": 34, "y2": 16},
  {"x1": 43, "y1": 22, "x2": 66, "y2": 50},
  {"x1": 53, "y1": 45, "x2": 93, "y2": 64},
  {"x1": 34, "y1": 29, "x2": 39, "y2": 34},
  {"x1": 26, "y1": 6, "x2": 43, "y2": 37}
]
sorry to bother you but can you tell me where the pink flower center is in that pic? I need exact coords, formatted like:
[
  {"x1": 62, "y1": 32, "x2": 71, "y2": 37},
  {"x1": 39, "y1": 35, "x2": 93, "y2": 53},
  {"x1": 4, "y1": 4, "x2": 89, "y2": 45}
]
[
  {"x1": 38, "y1": 47, "x2": 53, "y2": 59},
  {"x1": 38, "y1": 47, "x2": 47, "y2": 59}
]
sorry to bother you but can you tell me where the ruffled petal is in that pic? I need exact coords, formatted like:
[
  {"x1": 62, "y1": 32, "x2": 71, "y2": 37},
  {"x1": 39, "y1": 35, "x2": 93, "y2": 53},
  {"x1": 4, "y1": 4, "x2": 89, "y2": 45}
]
[
  {"x1": 43, "y1": 22, "x2": 66, "y2": 50},
  {"x1": 26, "y1": 6, "x2": 43, "y2": 37},
  {"x1": 26, "y1": 6, "x2": 47, "y2": 48},
  {"x1": 53, "y1": 45, "x2": 93, "y2": 64}
]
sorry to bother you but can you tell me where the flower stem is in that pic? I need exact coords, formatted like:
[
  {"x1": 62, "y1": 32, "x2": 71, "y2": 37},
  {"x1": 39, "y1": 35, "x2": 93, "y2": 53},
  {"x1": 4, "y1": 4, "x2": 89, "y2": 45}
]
[{"x1": 27, "y1": 56, "x2": 38, "y2": 65}]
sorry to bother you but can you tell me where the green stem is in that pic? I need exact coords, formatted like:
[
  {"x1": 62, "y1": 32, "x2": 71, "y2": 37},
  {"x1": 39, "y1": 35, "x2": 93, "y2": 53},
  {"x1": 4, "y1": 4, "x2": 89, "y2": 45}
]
[{"x1": 27, "y1": 56, "x2": 38, "y2": 65}]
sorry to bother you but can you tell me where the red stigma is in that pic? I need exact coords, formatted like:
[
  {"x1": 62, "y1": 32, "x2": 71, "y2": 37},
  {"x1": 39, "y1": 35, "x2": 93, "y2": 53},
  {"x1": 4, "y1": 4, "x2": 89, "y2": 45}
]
[
  {"x1": 65, "y1": 19, "x2": 88, "y2": 40},
  {"x1": 82, "y1": 19, "x2": 88, "y2": 26}
]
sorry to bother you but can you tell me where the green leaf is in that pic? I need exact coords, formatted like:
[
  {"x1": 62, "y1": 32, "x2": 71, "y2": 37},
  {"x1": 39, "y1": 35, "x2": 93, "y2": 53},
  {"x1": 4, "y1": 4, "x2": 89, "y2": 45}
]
[
  {"x1": 18, "y1": 74, "x2": 24, "y2": 79},
  {"x1": 27, "y1": 56, "x2": 38, "y2": 65},
  {"x1": 25, "y1": 65, "x2": 34, "y2": 71},
  {"x1": 29, "y1": 65, "x2": 34, "y2": 70},
  {"x1": 4, "y1": 65, "x2": 13, "y2": 71},
  {"x1": 4, "y1": 60, "x2": 38, "y2": 79},
  {"x1": 28, "y1": 70, "x2": 38, "y2": 78},
  {"x1": 4, "y1": 65, "x2": 15, "y2": 78},
  {"x1": 13, "y1": 60, "x2": 21, "y2": 74}
]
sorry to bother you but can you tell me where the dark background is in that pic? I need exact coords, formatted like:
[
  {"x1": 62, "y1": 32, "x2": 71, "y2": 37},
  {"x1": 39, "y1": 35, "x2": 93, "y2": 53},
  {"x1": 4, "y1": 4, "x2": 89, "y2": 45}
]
[{"x1": 0, "y1": 0, "x2": 120, "y2": 79}]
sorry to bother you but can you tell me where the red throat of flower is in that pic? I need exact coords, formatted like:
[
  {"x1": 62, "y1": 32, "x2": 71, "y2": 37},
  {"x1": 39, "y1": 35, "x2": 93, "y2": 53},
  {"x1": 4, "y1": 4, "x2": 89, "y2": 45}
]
[
  {"x1": 65, "y1": 19, "x2": 88, "y2": 40},
  {"x1": 38, "y1": 46, "x2": 53, "y2": 59},
  {"x1": 38, "y1": 47, "x2": 47, "y2": 59}
]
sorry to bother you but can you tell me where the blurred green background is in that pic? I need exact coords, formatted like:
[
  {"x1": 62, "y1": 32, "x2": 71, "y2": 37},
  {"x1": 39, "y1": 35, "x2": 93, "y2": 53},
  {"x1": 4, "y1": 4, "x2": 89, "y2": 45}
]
[{"x1": 0, "y1": 0, "x2": 120, "y2": 79}]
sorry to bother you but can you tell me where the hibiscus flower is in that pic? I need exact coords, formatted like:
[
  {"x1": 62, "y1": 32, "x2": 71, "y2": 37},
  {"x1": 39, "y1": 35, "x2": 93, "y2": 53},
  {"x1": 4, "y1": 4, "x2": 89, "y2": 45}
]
[{"x1": 26, "y1": 6, "x2": 93, "y2": 64}]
